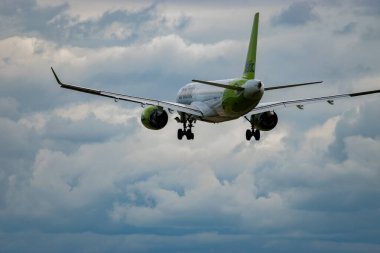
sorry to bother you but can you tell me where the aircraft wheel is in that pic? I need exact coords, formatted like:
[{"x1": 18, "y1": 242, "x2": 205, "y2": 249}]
[
  {"x1": 253, "y1": 130, "x2": 261, "y2": 141},
  {"x1": 177, "y1": 129, "x2": 183, "y2": 140},
  {"x1": 246, "y1": 129, "x2": 252, "y2": 141},
  {"x1": 186, "y1": 129, "x2": 194, "y2": 140}
]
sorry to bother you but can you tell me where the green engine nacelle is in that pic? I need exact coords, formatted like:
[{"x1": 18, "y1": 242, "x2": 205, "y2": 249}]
[
  {"x1": 252, "y1": 111, "x2": 278, "y2": 131},
  {"x1": 141, "y1": 106, "x2": 169, "y2": 130}
]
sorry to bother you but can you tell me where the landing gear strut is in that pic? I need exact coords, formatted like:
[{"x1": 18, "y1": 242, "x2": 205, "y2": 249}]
[
  {"x1": 244, "y1": 116, "x2": 260, "y2": 141},
  {"x1": 177, "y1": 114, "x2": 195, "y2": 140}
]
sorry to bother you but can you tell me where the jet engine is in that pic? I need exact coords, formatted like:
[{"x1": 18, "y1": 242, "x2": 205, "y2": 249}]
[
  {"x1": 252, "y1": 111, "x2": 278, "y2": 131},
  {"x1": 141, "y1": 106, "x2": 168, "y2": 130}
]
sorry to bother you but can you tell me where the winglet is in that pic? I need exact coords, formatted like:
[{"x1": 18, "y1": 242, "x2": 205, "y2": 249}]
[{"x1": 51, "y1": 67, "x2": 63, "y2": 86}]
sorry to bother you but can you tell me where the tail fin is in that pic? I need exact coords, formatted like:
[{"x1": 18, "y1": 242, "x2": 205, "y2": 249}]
[{"x1": 242, "y1": 12, "x2": 259, "y2": 80}]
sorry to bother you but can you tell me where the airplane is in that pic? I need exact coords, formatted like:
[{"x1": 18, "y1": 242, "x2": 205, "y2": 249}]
[{"x1": 51, "y1": 12, "x2": 380, "y2": 141}]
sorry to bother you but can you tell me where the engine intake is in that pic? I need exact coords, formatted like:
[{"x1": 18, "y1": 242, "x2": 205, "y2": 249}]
[
  {"x1": 252, "y1": 111, "x2": 278, "y2": 131},
  {"x1": 141, "y1": 106, "x2": 168, "y2": 130}
]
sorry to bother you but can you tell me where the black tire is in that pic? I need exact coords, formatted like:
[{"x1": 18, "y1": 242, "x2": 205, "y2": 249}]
[
  {"x1": 177, "y1": 129, "x2": 183, "y2": 140},
  {"x1": 253, "y1": 130, "x2": 261, "y2": 141},
  {"x1": 246, "y1": 129, "x2": 252, "y2": 141},
  {"x1": 186, "y1": 129, "x2": 193, "y2": 140}
]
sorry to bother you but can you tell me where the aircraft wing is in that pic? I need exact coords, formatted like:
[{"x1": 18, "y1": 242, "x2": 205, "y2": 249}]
[
  {"x1": 51, "y1": 68, "x2": 203, "y2": 117},
  {"x1": 251, "y1": 89, "x2": 380, "y2": 113}
]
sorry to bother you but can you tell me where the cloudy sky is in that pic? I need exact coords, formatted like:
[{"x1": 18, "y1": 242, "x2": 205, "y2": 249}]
[{"x1": 1, "y1": 0, "x2": 380, "y2": 252}]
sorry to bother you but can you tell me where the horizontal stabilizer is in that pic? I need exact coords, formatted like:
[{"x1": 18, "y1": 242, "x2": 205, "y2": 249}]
[
  {"x1": 192, "y1": 79, "x2": 244, "y2": 91},
  {"x1": 265, "y1": 81, "x2": 323, "y2": 91}
]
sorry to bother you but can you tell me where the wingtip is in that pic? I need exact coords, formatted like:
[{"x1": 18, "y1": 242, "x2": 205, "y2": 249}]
[{"x1": 51, "y1": 66, "x2": 63, "y2": 85}]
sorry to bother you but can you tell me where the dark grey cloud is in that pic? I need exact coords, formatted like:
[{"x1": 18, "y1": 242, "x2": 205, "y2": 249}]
[
  {"x1": 3, "y1": 230, "x2": 380, "y2": 253},
  {"x1": 0, "y1": 231, "x2": 281, "y2": 253},
  {"x1": 0, "y1": 116, "x2": 38, "y2": 209},
  {"x1": 329, "y1": 99, "x2": 380, "y2": 160},
  {"x1": 334, "y1": 22, "x2": 357, "y2": 35},
  {"x1": 271, "y1": 2, "x2": 320, "y2": 26},
  {"x1": 0, "y1": 101, "x2": 138, "y2": 213},
  {"x1": 0, "y1": 0, "x2": 190, "y2": 47},
  {"x1": 0, "y1": 0, "x2": 68, "y2": 38},
  {"x1": 362, "y1": 25, "x2": 380, "y2": 41},
  {"x1": 353, "y1": 0, "x2": 380, "y2": 16}
]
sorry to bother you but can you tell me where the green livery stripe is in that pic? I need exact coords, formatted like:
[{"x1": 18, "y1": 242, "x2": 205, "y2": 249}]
[
  {"x1": 222, "y1": 79, "x2": 251, "y2": 116},
  {"x1": 242, "y1": 12, "x2": 259, "y2": 80}
]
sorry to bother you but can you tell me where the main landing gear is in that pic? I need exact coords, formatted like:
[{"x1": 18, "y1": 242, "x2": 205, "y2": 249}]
[
  {"x1": 244, "y1": 116, "x2": 260, "y2": 141},
  {"x1": 176, "y1": 115, "x2": 195, "y2": 140}
]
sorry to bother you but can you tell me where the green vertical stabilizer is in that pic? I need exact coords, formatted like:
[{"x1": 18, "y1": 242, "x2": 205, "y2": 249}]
[{"x1": 242, "y1": 12, "x2": 259, "y2": 80}]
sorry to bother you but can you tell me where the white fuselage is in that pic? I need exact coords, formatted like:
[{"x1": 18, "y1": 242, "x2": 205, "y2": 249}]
[{"x1": 176, "y1": 78, "x2": 264, "y2": 123}]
